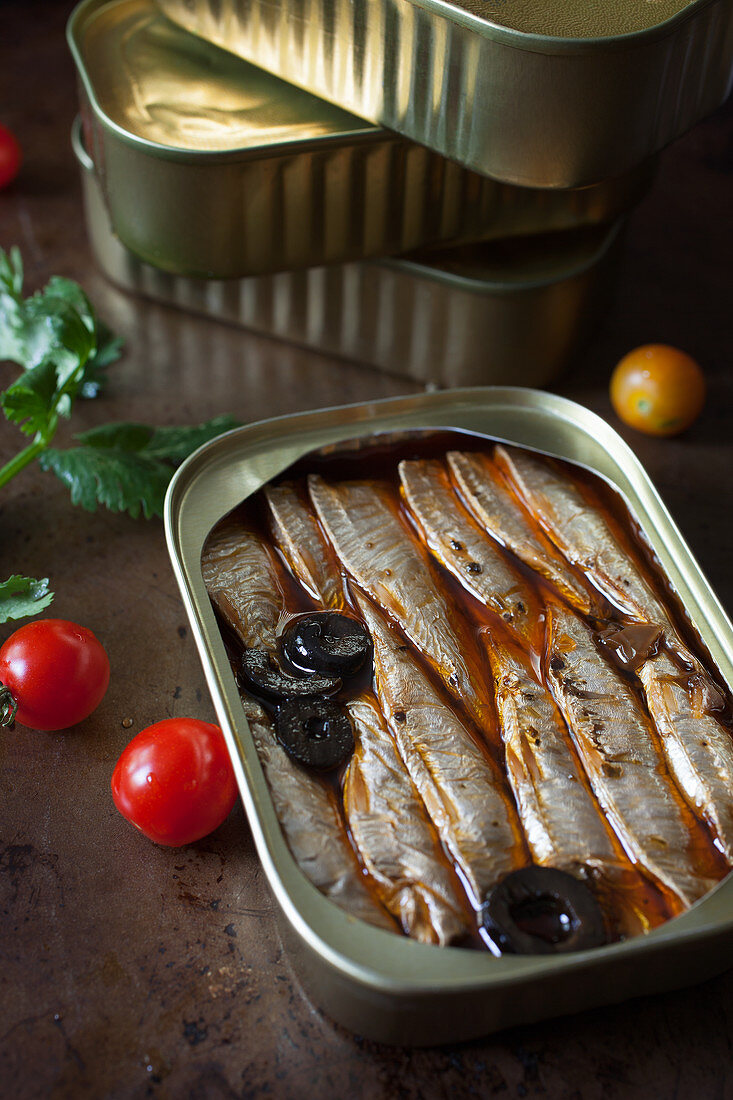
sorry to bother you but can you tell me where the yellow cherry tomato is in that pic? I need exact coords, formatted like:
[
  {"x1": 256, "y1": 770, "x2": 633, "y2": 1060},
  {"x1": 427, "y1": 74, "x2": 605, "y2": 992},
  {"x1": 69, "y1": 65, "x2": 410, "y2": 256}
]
[{"x1": 609, "y1": 344, "x2": 705, "y2": 437}]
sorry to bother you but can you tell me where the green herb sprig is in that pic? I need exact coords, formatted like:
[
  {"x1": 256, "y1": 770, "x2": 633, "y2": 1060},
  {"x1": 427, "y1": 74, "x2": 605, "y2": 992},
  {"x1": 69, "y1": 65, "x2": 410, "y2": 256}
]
[{"x1": 0, "y1": 247, "x2": 240, "y2": 622}]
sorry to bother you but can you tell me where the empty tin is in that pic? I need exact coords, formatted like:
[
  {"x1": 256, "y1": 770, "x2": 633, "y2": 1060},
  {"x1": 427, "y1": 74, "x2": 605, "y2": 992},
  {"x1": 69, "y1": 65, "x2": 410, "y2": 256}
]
[
  {"x1": 164, "y1": 388, "x2": 733, "y2": 1045},
  {"x1": 68, "y1": 0, "x2": 658, "y2": 278},
  {"x1": 155, "y1": 0, "x2": 733, "y2": 188},
  {"x1": 74, "y1": 117, "x2": 624, "y2": 389}
]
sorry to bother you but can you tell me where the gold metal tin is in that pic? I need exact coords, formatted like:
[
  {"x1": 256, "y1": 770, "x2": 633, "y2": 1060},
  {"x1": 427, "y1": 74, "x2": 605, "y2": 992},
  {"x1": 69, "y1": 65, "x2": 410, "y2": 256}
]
[
  {"x1": 164, "y1": 388, "x2": 733, "y2": 1046},
  {"x1": 74, "y1": 117, "x2": 623, "y2": 389},
  {"x1": 68, "y1": 0, "x2": 511, "y2": 277},
  {"x1": 68, "y1": 0, "x2": 659, "y2": 278},
  {"x1": 155, "y1": 0, "x2": 733, "y2": 188}
]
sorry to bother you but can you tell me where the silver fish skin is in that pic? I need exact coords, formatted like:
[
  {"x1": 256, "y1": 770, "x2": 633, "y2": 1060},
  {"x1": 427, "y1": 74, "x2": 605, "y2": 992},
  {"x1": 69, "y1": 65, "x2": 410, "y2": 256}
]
[
  {"x1": 494, "y1": 445, "x2": 673, "y2": 626},
  {"x1": 546, "y1": 602, "x2": 715, "y2": 908},
  {"x1": 204, "y1": 516, "x2": 436, "y2": 935},
  {"x1": 308, "y1": 474, "x2": 492, "y2": 732},
  {"x1": 263, "y1": 487, "x2": 468, "y2": 942},
  {"x1": 344, "y1": 696, "x2": 470, "y2": 945},
  {"x1": 639, "y1": 651, "x2": 733, "y2": 864},
  {"x1": 495, "y1": 444, "x2": 711, "y2": 683},
  {"x1": 264, "y1": 482, "x2": 344, "y2": 609},
  {"x1": 399, "y1": 459, "x2": 542, "y2": 650},
  {"x1": 201, "y1": 517, "x2": 282, "y2": 650},
  {"x1": 242, "y1": 693, "x2": 396, "y2": 933},
  {"x1": 447, "y1": 450, "x2": 592, "y2": 615},
  {"x1": 486, "y1": 637, "x2": 621, "y2": 875},
  {"x1": 355, "y1": 591, "x2": 527, "y2": 910}
]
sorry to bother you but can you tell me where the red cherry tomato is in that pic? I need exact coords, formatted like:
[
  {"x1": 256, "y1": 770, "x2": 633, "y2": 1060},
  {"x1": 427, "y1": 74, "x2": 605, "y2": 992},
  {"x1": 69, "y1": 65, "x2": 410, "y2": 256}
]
[
  {"x1": 0, "y1": 124, "x2": 21, "y2": 189},
  {"x1": 111, "y1": 718, "x2": 237, "y2": 847},
  {"x1": 0, "y1": 618, "x2": 110, "y2": 731}
]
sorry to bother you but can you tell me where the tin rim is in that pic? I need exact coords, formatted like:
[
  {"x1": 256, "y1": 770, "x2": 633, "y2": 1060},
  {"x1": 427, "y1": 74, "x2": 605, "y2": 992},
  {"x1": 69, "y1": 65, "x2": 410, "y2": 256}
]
[
  {"x1": 404, "y1": 0, "x2": 719, "y2": 54},
  {"x1": 164, "y1": 387, "x2": 733, "y2": 999}
]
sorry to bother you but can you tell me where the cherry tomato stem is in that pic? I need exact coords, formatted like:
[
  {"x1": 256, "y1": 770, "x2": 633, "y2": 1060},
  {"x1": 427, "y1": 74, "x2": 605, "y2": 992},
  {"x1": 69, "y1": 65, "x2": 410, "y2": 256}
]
[{"x1": 0, "y1": 684, "x2": 18, "y2": 728}]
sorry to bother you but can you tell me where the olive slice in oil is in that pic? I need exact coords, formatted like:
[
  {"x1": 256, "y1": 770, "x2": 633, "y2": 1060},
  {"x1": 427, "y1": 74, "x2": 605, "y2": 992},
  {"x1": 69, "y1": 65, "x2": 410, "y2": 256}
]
[
  {"x1": 275, "y1": 698, "x2": 355, "y2": 771},
  {"x1": 239, "y1": 647, "x2": 341, "y2": 701},
  {"x1": 481, "y1": 866, "x2": 607, "y2": 955},
  {"x1": 281, "y1": 612, "x2": 372, "y2": 678}
]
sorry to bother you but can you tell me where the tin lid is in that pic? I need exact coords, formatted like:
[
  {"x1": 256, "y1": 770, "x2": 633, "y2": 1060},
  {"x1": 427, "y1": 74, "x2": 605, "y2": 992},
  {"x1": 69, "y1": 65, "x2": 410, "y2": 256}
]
[
  {"x1": 70, "y1": 0, "x2": 374, "y2": 154},
  {"x1": 151, "y1": 0, "x2": 731, "y2": 187},
  {"x1": 453, "y1": 0, "x2": 699, "y2": 40}
]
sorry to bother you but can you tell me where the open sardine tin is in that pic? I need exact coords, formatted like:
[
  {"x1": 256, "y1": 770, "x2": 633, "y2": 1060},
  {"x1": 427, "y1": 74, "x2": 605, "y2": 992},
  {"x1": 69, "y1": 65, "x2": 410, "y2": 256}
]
[
  {"x1": 155, "y1": 0, "x2": 733, "y2": 188},
  {"x1": 165, "y1": 389, "x2": 733, "y2": 1046},
  {"x1": 67, "y1": 0, "x2": 658, "y2": 279}
]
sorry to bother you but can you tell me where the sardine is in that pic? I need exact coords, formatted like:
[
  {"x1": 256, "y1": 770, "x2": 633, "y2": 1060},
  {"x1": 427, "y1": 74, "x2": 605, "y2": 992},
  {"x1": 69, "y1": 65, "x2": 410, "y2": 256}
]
[
  {"x1": 264, "y1": 481, "x2": 344, "y2": 609},
  {"x1": 399, "y1": 458, "x2": 542, "y2": 651},
  {"x1": 355, "y1": 591, "x2": 527, "y2": 910},
  {"x1": 264, "y1": 481, "x2": 485, "y2": 937},
  {"x1": 205, "y1": 516, "x2": 456, "y2": 937},
  {"x1": 495, "y1": 444, "x2": 672, "y2": 626},
  {"x1": 344, "y1": 696, "x2": 470, "y2": 944},
  {"x1": 201, "y1": 515, "x2": 283, "y2": 650},
  {"x1": 639, "y1": 651, "x2": 733, "y2": 864},
  {"x1": 447, "y1": 449, "x2": 593, "y2": 615},
  {"x1": 546, "y1": 602, "x2": 717, "y2": 909},
  {"x1": 486, "y1": 636, "x2": 663, "y2": 935},
  {"x1": 308, "y1": 474, "x2": 493, "y2": 732},
  {"x1": 242, "y1": 693, "x2": 396, "y2": 932},
  {"x1": 495, "y1": 443, "x2": 703, "y2": 658},
  {"x1": 486, "y1": 637, "x2": 621, "y2": 874}
]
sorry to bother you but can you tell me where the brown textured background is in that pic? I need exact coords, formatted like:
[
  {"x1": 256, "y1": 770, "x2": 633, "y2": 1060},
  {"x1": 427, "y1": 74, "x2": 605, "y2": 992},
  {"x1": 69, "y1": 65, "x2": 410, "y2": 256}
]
[{"x1": 1, "y1": 3, "x2": 732, "y2": 1097}]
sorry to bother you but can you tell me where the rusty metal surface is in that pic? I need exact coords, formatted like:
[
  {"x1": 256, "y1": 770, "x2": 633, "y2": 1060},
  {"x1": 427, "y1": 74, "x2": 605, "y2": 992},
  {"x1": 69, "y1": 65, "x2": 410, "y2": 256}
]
[{"x1": 0, "y1": 2, "x2": 732, "y2": 1096}]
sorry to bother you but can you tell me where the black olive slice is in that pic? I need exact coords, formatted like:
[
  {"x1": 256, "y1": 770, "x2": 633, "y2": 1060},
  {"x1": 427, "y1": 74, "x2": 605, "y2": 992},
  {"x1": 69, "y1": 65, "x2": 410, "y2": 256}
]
[
  {"x1": 275, "y1": 698, "x2": 355, "y2": 771},
  {"x1": 481, "y1": 866, "x2": 607, "y2": 956},
  {"x1": 238, "y1": 647, "x2": 341, "y2": 701},
  {"x1": 281, "y1": 612, "x2": 372, "y2": 678}
]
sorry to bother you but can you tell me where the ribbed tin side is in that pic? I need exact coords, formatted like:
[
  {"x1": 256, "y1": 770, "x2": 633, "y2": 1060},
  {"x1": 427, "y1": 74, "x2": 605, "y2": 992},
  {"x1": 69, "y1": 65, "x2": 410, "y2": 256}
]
[
  {"x1": 83, "y1": 97, "x2": 520, "y2": 278},
  {"x1": 155, "y1": 0, "x2": 733, "y2": 187},
  {"x1": 76, "y1": 117, "x2": 620, "y2": 388},
  {"x1": 79, "y1": 87, "x2": 651, "y2": 277}
]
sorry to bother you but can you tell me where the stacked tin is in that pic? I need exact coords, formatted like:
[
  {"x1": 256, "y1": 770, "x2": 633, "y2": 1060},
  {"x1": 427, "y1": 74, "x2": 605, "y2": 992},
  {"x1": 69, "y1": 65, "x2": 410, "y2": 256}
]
[{"x1": 68, "y1": 0, "x2": 733, "y2": 386}]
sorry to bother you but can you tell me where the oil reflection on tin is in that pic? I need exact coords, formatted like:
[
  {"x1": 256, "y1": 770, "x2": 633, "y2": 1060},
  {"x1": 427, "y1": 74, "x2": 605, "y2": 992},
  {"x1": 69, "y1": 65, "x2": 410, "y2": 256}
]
[{"x1": 154, "y1": 0, "x2": 733, "y2": 188}]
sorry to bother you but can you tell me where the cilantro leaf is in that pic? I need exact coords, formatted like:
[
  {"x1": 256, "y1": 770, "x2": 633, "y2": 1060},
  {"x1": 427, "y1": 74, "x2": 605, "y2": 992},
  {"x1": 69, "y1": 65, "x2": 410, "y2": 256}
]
[
  {"x1": 1, "y1": 308, "x2": 91, "y2": 437},
  {"x1": 0, "y1": 249, "x2": 123, "y2": 438},
  {"x1": 0, "y1": 284, "x2": 26, "y2": 366},
  {"x1": 41, "y1": 277, "x2": 123, "y2": 397},
  {"x1": 39, "y1": 446, "x2": 174, "y2": 519},
  {"x1": 39, "y1": 415, "x2": 241, "y2": 519},
  {"x1": 76, "y1": 415, "x2": 240, "y2": 462},
  {"x1": 73, "y1": 422, "x2": 156, "y2": 452},
  {"x1": 0, "y1": 247, "x2": 23, "y2": 297},
  {"x1": 43, "y1": 276, "x2": 96, "y2": 333},
  {"x1": 79, "y1": 320, "x2": 124, "y2": 398},
  {"x1": 1, "y1": 360, "x2": 61, "y2": 436},
  {"x1": 0, "y1": 249, "x2": 234, "y2": 528},
  {"x1": 2, "y1": 291, "x2": 94, "y2": 378},
  {"x1": 0, "y1": 575, "x2": 54, "y2": 624},
  {"x1": 143, "y1": 417, "x2": 241, "y2": 462}
]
